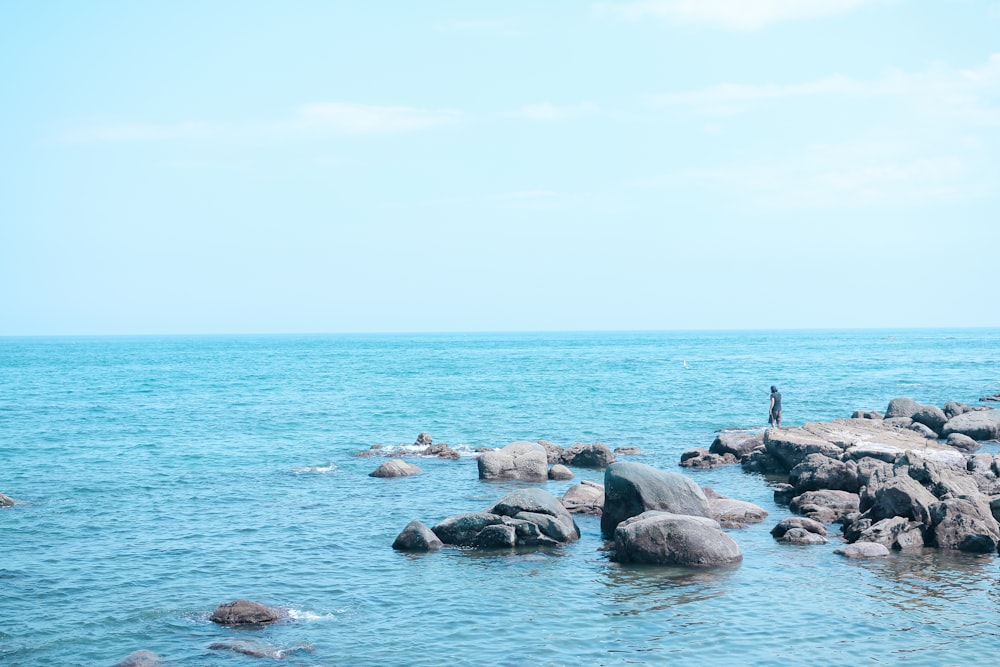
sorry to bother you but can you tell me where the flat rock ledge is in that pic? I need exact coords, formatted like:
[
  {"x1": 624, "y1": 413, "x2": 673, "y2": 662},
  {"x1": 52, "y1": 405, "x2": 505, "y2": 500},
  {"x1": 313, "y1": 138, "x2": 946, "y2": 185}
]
[{"x1": 209, "y1": 600, "x2": 285, "y2": 626}]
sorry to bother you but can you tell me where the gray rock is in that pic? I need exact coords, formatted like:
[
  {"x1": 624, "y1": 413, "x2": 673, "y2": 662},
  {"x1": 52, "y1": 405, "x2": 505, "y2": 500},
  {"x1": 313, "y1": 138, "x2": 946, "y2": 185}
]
[
  {"x1": 560, "y1": 442, "x2": 616, "y2": 468},
  {"x1": 863, "y1": 472, "x2": 938, "y2": 525},
  {"x1": 834, "y1": 542, "x2": 890, "y2": 559},
  {"x1": 857, "y1": 517, "x2": 925, "y2": 550},
  {"x1": 370, "y1": 459, "x2": 423, "y2": 478},
  {"x1": 209, "y1": 600, "x2": 284, "y2": 626},
  {"x1": 560, "y1": 480, "x2": 604, "y2": 515},
  {"x1": 942, "y1": 410, "x2": 1000, "y2": 441},
  {"x1": 424, "y1": 443, "x2": 461, "y2": 459},
  {"x1": 478, "y1": 441, "x2": 548, "y2": 482},
  {"x1": 208, "y1": 639, "x2": 312, "y2": 660},
  {"x1": 601, "y1": 461, "x2": 712, "y2": 537},
  {"x1": 432, "y1": 512, "x2": 505, "y2": 546},
  {"x1": 415, "y1": 432, "x2": 433, "y2": 447},
  {"x1": 474, "y1": 523, "x2": 517, "y2": 548},
  {"x1": 392, "y1": 520, "x2": 443, "y2": 551},
  {"x1": 612, "y1": 511, "x2": 743, "y2": 566},
  {"x1": 708, "y1": 497, "x2": 768, "y2": 525},
  {"x1": 789, "y1": 454, "x2": 859, "y2": 493},
  {"x1": 764, "y1": 427, "x2": 845, "y2": 471},
  {"x1": 112, "y1": 650, "x2": 162, "y2": 667},
  {"x1": 772, "y1": 483, "x2": 796, "y2": 505},
  {"x1": 789, "y1": 489, "x2": 860, "y2": 523},
  {"x1": 486, "y1": 487, "x2": 580, "y2": 542},
  {"x1": 679, "y1": 448, "x2": 738, "y2": 468},
  {"x1": 912, "y1": 405, "x2": 948, "y2": 434},
  {"x1": 881, "y1": 417, "x2": 914, "y2": 429},
  {"x1": 538, "y1": 439, "x2": 564, "y2": 464},
  {"x1": 548, "y1": 464, "x2": 574, "y2": 480},
  {"x1": 885, "y1": 397, "x2": 922, "y2": 419},
  {"x1": 776, "y1": 527, "x2": 828, "y2": 545},
  {"x1": 908, "y1": 422, "x2": 938, "y2": 439},
  {"x1": 0, "y1": 493, "x2": 16, "y2": 507},
  {"x1": 930, "y1": 498, "x2": 1000, "y2": 553},
  {"x1": 614, "y1": 446, "x2": 643, "y2": 455},
  {"x1": 851, "y1": 410, "x2": 884, "y2": 420},
  {"x1": 948, "y1": 433, "x2": 981, "y2": 453},
  {"x1": 771, "y1": 516, "x2": 827, "y2": 538},
  {"x1": 710, "y1": 431, "x2": 764, "y2": 459}
]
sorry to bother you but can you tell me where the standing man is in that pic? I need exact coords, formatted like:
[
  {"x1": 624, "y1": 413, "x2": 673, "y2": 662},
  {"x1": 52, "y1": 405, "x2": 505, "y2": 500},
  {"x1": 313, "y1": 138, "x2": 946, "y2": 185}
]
[{"x1": 769, "y1": 386, "x2": 782, "y2": 428}]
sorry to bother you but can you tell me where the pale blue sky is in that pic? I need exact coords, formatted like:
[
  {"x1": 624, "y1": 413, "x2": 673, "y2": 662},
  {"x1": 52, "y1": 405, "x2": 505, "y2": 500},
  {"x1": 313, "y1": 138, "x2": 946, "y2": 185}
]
[{"x1": 2, "y1": 0, "x2": 998, "y2": 335}]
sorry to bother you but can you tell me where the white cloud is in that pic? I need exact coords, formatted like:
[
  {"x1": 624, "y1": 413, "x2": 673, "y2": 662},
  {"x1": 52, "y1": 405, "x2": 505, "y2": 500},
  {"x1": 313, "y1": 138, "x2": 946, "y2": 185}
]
[
  {"x1": 518, "y1": 102, "x2": 599, "y2": 121},
  {"x1": 74, "y1": 103, "x2": 464, "y2": 143},
  {"x1": 597, "y1": 0, "x2": 881, "y2": 30}
]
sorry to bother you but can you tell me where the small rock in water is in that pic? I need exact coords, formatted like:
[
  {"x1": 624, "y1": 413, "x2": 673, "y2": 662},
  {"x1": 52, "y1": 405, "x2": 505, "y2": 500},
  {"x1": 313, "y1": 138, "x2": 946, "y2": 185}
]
[
  {"x1": 112, "y1": 650, "x2": 162, "y2": 667},
  {"x1": 834, "y1": 542, "x2": 890, "y2": 559},
  {"x1": 209, "y1": 599, "x2": 284, "y2": 626}
]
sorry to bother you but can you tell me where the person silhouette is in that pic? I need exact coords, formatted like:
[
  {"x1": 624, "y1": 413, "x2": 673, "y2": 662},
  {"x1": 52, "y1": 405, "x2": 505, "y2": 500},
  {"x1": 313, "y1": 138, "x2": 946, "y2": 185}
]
[{"x1": 769, "y1": 385, "x2": 782, "y2": 428}]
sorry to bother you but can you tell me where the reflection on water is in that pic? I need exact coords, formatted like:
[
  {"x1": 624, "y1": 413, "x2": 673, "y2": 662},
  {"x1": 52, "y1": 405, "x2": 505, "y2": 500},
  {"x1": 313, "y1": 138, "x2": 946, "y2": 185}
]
[{"x1": 601, "y1": 562, "x2": 736, "y2": 616}]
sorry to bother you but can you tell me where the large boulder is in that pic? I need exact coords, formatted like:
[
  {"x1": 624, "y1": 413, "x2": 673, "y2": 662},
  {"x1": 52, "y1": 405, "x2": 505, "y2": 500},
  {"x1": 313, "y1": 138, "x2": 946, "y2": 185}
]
[
  {"x1": 209, "y1": 600, "x2": 284, "y2": 626},
  {"x1": 764, "y1": 428, "x2": 844, "y2": 471},
  {"x1": 478, "y1": 441, "x2": 548, "y2": 482},
  {"x1": 942, "y1": 410, "x2": 1000, "y2": 441},
  {"x1": 930, "y1": 498, "x2": 1000, "y2": 553},
  {"x1": 788, "y1": 454, "x2": 859, "y2": 493},
  {"x1": 486, "y1": 487, "x2": 580, "y2": 543},
  {"x1": 612, "y1": 511, "x2": 743, "y2": 566},
  {"x1": 709, "y1": 431, "x2": 764, "y2": 459},
  {"x1": 863, "y1": 472, "x2": 938, "y2": 525},
  {"x1": 885, "y1": 397, "x2": 922, "y2": 419},
  {"x1": 392, "y1": 520, "x2": 443, "y2": 551},
  {"x1": 771, "y1": 516, "x2": 827, "y2": 539},
  {"x1": 560, "y1": 442, "x2": 616, "y2": 468},
  {"x1": 947, "y1": 433, "x2": 981, "y2": 453},
  {"x1": 601, "y1": 462, "x2": 712, "y2": 537},
  {"x1": 911, "y1": 405, "x2": 948, "y2": 435},
  {"x1": 432, "y1": 489, "x2": 580, "y2": 549},
  {"x1": 431, "y1": 512, "x2": 505, "y2": 546},
  {"x1": 369, "y1": 459, "x2": 423, "y2": 478},
  {"x1": 856, "y1": 517, "x2": 925, "y2": 550},
  {"x1": 707, "y1": 496, "x2": 768, "y2": 527},
  {"x1": 789, "y1": 490, "x2": 860, "y2": 523},
  {"x1": 560, "y1": 480, "x2": 604, "y2": 515},
  {"x1": 538, "y1": 440, "x2": 564, "y2": 464},
  {"x1": 548, "y1": 464, "x2": 574, "y2": 480}
]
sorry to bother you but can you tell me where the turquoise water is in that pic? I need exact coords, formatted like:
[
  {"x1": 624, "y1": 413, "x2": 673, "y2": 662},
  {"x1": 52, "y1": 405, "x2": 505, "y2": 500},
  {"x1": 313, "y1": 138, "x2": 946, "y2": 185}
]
[{"x1": 2, "y1": 329, "x2": 999, "y2": 666}]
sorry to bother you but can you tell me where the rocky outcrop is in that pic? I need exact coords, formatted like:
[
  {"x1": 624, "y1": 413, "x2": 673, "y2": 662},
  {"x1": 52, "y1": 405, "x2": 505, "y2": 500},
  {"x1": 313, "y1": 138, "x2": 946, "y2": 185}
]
[
  {"x1": 209, "y1": 600, "x2": 284, "y2": 626},
  {"x1": 601, "y1": 462, "x2": 712, "y2": 537},
  {"x1": 392, "y1": 520, "x2": 443, "y2": 551},
  {"x1": 429, "y1": 488, "x2": 579, "y2": 549},
  {"x1": 560, "y1": 480, "x2": 604, "y2": 515},
  {"x1": 710, "y1": 431, "x2": 764, "y2": 459},
  {"x1": 560, "y1": 442, "x2": 615, "y2": 468},
  {"x1": 478, "y1": 441, "x2": 548, "y2": 482},
  {"x1": 369, "y1": 459, "x2": 423, "y2": 478},
  {"x1": 611, "y1": 511, "x2": 743, "y2": 567},
  {"x1": 852, "y1": 410, "x2": 883, "y2": 420}
]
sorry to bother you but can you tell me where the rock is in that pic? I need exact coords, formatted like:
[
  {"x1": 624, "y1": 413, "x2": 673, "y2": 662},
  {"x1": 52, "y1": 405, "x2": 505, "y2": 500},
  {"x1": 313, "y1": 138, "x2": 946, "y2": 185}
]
[
  {"x1": 415, "y1": 432, "x2": 433, "y2": 447},
  {"x1": 980, "y1": 393, "x2": 1000, "y2": 402},
  {"x1": 764, "y1": 427, "x2": 845, "y2": 471},
  {"x1": 478, "y1": 441, "x2": 548, "y2": 482},
  {"x1": 710, "y1": 431, "x2": 764, "y2": 459},
  {"x1": 947, "y1": 433, "x2": 981, "y2": 453},
  {"x1": 862, "y1": 472, "x2": 938, "y2": 525},
  {"x1": 851, "y1": 410, "x2": 883, "y2": 420},
  {"x1": 560, "y1": 480, "x2": 604, "y2": 515},
  {"x1": 612, "y1": 511, "x2": 743, "y2": 566},
  {"x1": 908, "y1": 422, "x2": 938, "y2": 439},
  {"x1": 881, "y1": 417, "x2": 914, "y2": 429},
  {"x1": 944, "y1": 401, "x2": 976, "y2": 419},
  {"x1": 900, "y1": 452, "x2": 983, "y2": 500},
  {"x1": 474, "y1": 524, "x2": 517, "y2": 548},
  {"x1": 834, "y1": 542, "x2": 890, "y2": 559},
  {"x1": 708, "y1": 497, "x2": 768, "y2": 526},
  {"x1": 930, "y1": 498, "x2": 1000, "y2": 553},
  {"x1": 601, "y1": 462, "x2": 712, "y2": 537},
  {"x1": 679, "y1": 448, "x2": 737, "y2": 468},
  {"x1": 392, "y1": 520, "x2": 443, "y2": 551},
  {"x1": 548, "y1": 464, "x2": 574, "y2": 480},
  {"x1": 538, "y1": 440, "x2": 564, "y2": 464},
  {"x1": 209, "y1": 600, "x2": 283, "y2": 626},
  {"x1": 789, "y1": 454, "x2": 859, "y2": 494},
  {"x1": 911, "y1": 405, "x2": 948, "y2": 434},
  {"x1": 112, "y1": 650, "x2": 162, "y2": 667},
  {"x1": 209, "y1": 639, "x2": 312, "y2": 660},
  {"x1": 771, "y1": 516, "x2": 827, "y2": 538},
  {"x1": 942, "y1": 410, "x2": 1000, "y2": 441},
  {"x1": 857, "y1": 517, "x2": 925, "y2": 550},
  {"x1": 432, "y1": 512, "x2": 506, "y2": 546},
  {"x1": 772, "y1": 483, "x2": 796, "y2": 505},
  {"x1": 885, "y1": 397, "x2": 922, "y2": 419},
  {"x1": 0, "y1": 493, "x2": 16, "y2": 507},
  {"x1": 560, "y1": 442, "x2": 616, "y2": 468},
  {"x1": 486, "y1": 487, "x2": 579, "y2": 543},
  {"x1": 777, "y1": 527, "x2": 828, "y2": 545},
  {"x1": 789, "y1": 490, "x2": 860, "y2": 523},
  {"x1": 425, "y1": 443, "x2": 461, "y2": 459},
  {"x1": 614, "y1": 446, "x2": 643, "y2": 455},
  {"x1": 370, "y1": 459, "x2": 423, "y2": 478}
]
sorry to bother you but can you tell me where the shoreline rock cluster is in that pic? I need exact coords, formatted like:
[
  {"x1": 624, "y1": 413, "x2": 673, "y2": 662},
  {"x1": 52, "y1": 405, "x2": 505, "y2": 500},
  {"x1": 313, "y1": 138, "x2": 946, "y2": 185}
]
[{"x1": 681, "y1": 397, "x2": 1000, "y2": 555}]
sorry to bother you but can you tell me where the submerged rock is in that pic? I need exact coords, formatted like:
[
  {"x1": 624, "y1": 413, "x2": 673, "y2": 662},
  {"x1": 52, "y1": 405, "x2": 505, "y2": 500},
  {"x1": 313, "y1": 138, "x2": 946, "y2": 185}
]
[
  {"x1": 112, "y1": 650, "x2": 162, "y2": 667},
  {"x1": 209, "y1": 639, "x2": 313, "y2": 659},
  {"x1": 209, "y1": 600, "x2": 284, "y2": 626}
]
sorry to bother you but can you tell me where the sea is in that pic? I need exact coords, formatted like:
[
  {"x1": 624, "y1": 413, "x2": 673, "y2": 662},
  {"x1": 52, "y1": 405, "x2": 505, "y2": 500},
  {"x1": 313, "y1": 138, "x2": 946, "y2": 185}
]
[{"x1": 2, "y1": 329, "x2": 999, "y2": 666}]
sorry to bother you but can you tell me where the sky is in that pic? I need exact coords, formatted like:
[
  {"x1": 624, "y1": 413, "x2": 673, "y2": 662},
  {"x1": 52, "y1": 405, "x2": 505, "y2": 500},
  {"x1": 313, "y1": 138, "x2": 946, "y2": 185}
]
[{"x1": 1, "y1": 0, "x2": 998, "y2": 335}]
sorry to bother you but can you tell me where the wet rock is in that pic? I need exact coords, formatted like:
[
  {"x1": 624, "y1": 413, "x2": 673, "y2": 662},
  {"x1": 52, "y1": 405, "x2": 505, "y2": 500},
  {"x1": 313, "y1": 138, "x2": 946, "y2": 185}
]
[
  {"x1": 474, "y1": 523, "x2": 517, "y2": 548},
  {"x1": 433, "y1": 488, "x2": 580, "y2": 549},
  {"x1": 431, "y1": 512, "x2": 505, "y2": 546},
  {"x1": 548, "y1": 464, "x2": 574, "y2": 480},
  {"x1": 425, "y1": 443, "x2": 462, "y2": 459},
  {"x1": 772, "y1": 483, "x2": 796, "y2": 505},
  {"x1": 707, "y1": 496, "x2": 768, "y2": 526},
  {"x1": 857, "y1": 517, "x2": 925, "y2": 550},
  {"x1": 560, "y1": 442, "x2": 616, "y2": 468},
  {"x1": 789, "y1": 454, "x2": 859, "y2": 494},
  {"x1": 370, "y1": 459, "x2": 423, "y2": 478},
  {"x1": 948, "y1": 433, "x2": 981, "y2": 453},
  {"x1": 612, "y1": 511, "x2": 743, "y2": 566},
  {"x1": 679, "y1": 448, "x2": 737, "y2": 469},
  {"x1": 209, "y1": 600, "x2": 284, "y2": 626},
  {"x1": 478, "y1": 441, "x2": 548, "y2": 482},
  {"x1": 415, "y1": 432, "x2": 433, "y2": 447},
  {"x1": 930, "y1": 498, "x2": 1000, "y2": 553},
  {"x1": 834, "y1": 542, "x2": 890, "y2": 559},
  {"x1": 710, "y1": 431, "x2": 764, "y2": 459},
  {"x1": 862, "y1": 470, "x2": 938, "y2": 525},
  {"x1": 778, "y1": 528, "x2": 828, "y2": 545},
  {"x1": 392, "y1": 520, "x2": 443, "y2": 551},
  {"x1": 112, "y1": 650, "x2": 162, "y2": 667},
  {"x1": 789, "y1": 490, "x2": 860, "y2": 523},
  {"x1": 771, "y1": 516, "x2": 827, "y2": 539},
  {"x1": 486, "y1": 488, "x2": 580, "y2": 542},
  {"x1": 560, "y1": 480, "x2": 604, "y2": 515},
  {"x1": 601, "y1": 461, "x2": 712, "y2": 537},
  {"x1": 980, "y1": 393, "x2": 1000, "y2": 402}
]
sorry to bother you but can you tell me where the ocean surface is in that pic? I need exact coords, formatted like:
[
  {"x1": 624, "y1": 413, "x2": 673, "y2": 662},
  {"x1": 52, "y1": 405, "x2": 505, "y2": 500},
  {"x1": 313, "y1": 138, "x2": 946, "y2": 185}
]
[{"x1": 2, "y1": 329, "x2": 1000, "y2": 666}]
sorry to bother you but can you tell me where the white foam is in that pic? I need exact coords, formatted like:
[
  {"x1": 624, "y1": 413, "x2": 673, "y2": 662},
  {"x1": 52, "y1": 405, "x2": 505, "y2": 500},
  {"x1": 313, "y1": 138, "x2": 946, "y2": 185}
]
[{"x1": 292, "y1": 463, "x2": 337, "y2": 474}]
